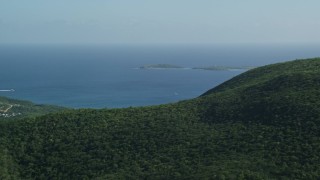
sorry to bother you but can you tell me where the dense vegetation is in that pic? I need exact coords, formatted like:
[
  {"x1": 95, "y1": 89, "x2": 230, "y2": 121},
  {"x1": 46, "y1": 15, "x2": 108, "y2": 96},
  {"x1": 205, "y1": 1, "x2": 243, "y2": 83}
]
[{"x1": 1, "y1": 58, "x2": 320, "y2": 179}]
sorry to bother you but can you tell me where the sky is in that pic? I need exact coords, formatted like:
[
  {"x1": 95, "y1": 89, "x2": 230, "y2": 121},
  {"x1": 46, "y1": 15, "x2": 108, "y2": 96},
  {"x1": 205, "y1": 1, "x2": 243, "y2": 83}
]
[{"x1": 0, "y1": 0, "x2": 320, "y2": 44}]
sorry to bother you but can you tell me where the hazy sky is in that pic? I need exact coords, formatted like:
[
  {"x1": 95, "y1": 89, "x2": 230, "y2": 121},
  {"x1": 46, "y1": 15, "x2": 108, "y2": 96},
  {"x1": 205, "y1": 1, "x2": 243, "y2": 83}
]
[{"x1": 1, "y1": 0, "x2": 320, "y2": 44}]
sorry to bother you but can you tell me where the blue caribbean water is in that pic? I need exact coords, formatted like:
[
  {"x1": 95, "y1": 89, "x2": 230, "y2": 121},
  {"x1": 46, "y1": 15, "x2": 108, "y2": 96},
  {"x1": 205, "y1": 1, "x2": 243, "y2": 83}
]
[{"x1": 0, "y1": 44, "x2": 319, "y2": 108}]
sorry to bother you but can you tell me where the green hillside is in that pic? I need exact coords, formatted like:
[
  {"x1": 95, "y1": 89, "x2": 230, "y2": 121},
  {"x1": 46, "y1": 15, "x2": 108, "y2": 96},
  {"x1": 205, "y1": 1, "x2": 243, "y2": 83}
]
[
  {"x1": 0, "y1": 96, "x2": 66, "y2": 120},
  {"x1": 1, "y1": 58, "x2": 320, "y2": 179}
]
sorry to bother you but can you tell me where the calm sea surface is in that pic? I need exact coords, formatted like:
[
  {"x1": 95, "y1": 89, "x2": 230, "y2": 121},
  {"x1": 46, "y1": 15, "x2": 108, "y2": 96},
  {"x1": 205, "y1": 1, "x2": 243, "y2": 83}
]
[{"x1": 0, "y1": 44, "x2": 319, "y2": 108}]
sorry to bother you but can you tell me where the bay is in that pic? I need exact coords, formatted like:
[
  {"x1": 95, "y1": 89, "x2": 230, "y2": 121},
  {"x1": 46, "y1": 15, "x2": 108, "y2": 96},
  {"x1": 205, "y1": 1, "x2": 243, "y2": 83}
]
[{"x1": 0, "y1": 44, "x2": 319, "y2": 108}]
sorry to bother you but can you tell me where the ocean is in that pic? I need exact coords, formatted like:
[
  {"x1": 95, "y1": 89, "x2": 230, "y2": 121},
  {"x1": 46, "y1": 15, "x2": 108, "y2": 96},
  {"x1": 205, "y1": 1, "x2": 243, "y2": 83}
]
[{"x1": 0, "y1": 44, "x2": 319, "y2": 108}]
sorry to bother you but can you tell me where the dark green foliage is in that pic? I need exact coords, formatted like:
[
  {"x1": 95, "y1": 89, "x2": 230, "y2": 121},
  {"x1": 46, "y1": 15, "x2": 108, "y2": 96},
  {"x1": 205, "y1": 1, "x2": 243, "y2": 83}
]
[{"x1": 1, "y1": 58, "x2": 320, "y2": 179}]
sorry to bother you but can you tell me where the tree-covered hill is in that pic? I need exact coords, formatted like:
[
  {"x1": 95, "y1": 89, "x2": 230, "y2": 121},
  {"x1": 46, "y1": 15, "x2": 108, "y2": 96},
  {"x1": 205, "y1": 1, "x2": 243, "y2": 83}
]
[
  {"x1": 199, "y1": 58, "x2": 320, "y2": 124},
  {"x1": 1, "y1": 58, "x2": 320, "y2": 179}
]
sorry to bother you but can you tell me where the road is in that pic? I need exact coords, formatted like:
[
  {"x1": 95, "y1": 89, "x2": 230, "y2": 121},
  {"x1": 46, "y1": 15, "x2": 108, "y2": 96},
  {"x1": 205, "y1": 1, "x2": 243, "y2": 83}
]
[{"x1": 0, "y1": 104, "x2": 13, "y2": 113}]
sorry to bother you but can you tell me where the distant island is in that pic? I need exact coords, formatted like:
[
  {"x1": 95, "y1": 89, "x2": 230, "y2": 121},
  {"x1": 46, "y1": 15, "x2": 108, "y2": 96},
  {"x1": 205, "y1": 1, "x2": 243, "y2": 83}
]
[
  {"x1": 139, "y1": 64, "x2": 184, "y2": 69},
  {"x1": 139, "y1": 64, "x2": 255, "y2": 71},
  {"x1": 192, "y1": 66, "x2": 255, "y2": 71}
]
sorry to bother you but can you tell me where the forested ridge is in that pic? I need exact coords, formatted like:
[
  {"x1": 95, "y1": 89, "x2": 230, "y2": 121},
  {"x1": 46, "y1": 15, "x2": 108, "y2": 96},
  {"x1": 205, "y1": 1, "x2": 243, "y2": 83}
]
[{"x1": 1, "y1": 58, "x2": 320, "y2": 179}]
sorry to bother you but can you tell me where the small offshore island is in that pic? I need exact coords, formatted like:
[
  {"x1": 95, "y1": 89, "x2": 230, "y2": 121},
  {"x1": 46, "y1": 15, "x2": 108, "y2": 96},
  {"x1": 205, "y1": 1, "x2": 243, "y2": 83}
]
[
  {"x1": 139, "y1": 64, "x2": 184, "y2": 69},
  {"x1": 139, "y1": 64, "x2": 254, "y2": 71},
  {"x1": 193, "y1": 65, "x2": 255, "y2": 71}
]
